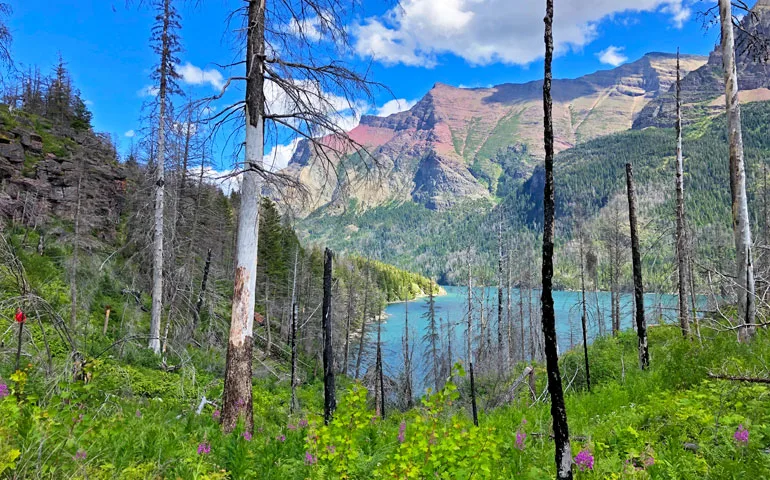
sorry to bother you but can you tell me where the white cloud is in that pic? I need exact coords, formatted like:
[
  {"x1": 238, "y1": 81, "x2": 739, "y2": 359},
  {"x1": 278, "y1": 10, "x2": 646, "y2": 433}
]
[
  {"x1": 124, "y1": 130, "x2": 135, "y2": 138},
  {"x1": 597, "y1": 46, "x2": 628, "y2": 67},
  {"x1": 374, "y1": 98, "x2": 418, "y2": 117},
  {"x1": 138, "y1": 85, "x2": 159, "y2": 97},
  {"x1": 354, "y1": 0, "x2": 693, "y2": 67},
  {"x1": 177, "y1": 62, "x2": 225, "y2": 91},
  {"x1": 264, "y1": 139, "x2": 302, "y2": 172}
]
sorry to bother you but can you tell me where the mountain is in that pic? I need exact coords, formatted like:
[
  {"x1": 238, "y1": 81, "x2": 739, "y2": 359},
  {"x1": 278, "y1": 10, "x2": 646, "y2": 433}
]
[
  {"x1": 282, "y1": 52, "x2": 707, "y2": 215},
  {"x1": 634, "y1": 0, "x2": 770, "y2": 129}
]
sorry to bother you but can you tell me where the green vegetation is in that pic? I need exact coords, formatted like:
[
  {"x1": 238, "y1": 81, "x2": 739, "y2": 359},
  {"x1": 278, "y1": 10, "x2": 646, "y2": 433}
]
[{"x1": 4, "y1": 314, "x2": 770, "y2": 478}]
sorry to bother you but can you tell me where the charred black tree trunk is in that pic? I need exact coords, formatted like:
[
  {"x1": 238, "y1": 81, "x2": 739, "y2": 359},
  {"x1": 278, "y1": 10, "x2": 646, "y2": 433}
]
[
  {"x1": 290, "y1": 250, "x2": 299, "y2": 414},
  {"x1": 541, "y1": 1, "x2": 573, "y2": 477},
  {"x1": 355, "y1": 264, "x2": 370, "y2": 379},
  {"x1": 322, "y1": 248, "x2": 336, "y2": 424},
  {"x1": 626, "y1": 163, "x2": 649, "y2": 370},
  {"x1": 467, "y1": 250, "x2": 479, "y2": 427},
  {"x1": 674, "y1": 51, "x2": 691, "y2": 338},
  {"x1": 497, "y1": 215, "x2": 505, "y2": 370},
  {"x1": 579, "y1": 229, "x2": 591, "y2": 391},
  {"x1": 192, "y1": 248, "x2": 212, "y2": 333}
]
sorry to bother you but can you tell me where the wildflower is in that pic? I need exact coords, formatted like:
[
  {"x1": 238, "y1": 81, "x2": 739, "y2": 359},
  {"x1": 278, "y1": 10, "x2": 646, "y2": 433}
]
[
  {"x1": 135, "y1": 410, "x2": 142, "y2": 418},
  {"x1": 212, "y1": 410, "x2": 221, "y2": 420},
  {"x1": 735, "y1": 424, "x2": 749, "y2": 445},
  {"x1": 305, "y1": 451, "x2": 317, "y2": 465},
  {"x1": 575, "y1": 450, "x2": 594, "y2": 471},
  {"x1": 298, "y1": 419, "x2": 308, "y2": 428},
  {"x1": 276, "y1": 434, "x2": 286, "y2": 442},
  {"x1": 398, "y1": 421, "x2": 407, "y2": 444},
  {"x1": 515, "y1": 430, "x2": 526, "y2": 450},
  {"x1": 74, "y1": 450, "x2": 87, "y2": 461},
  {"x1": 0, "y1": 383, "x2": 9, "y2": 399},
  {"x1": 521, "y1": 418, "x2": 528, "y2": 425},
  {"x1": 243, "y1": 431, "x2": 252, "y2": 441},
  {"x1": 644, "y1": 455, "x2": 655, "y2": 467},
  {"x1": 197, "y1": 442, "x2": 211, "y2": 455},
  {"x1": 327, "y1": 445, "x2": 336, "y2": 454},
  {"x1": 288, "y1": 423, "x2": 297, "y2": 431}
]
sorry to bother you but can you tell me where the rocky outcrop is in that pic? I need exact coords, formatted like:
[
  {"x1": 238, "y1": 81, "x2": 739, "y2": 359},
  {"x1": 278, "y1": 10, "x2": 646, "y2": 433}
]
[
  {"x1": 634, "y1": 1, "x2": 770, "y2": 129},
  {"x1": 0, "y1": 108, "x2": 126, "y2": 238}
]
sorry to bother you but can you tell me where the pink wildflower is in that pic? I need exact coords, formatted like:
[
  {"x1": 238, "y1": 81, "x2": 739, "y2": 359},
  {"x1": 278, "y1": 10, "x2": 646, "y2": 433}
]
[
  {"x1": 515, "y1": 430, "x2": 526, "y2": 450},
  {"x1": 74, "y1": 450, "x2": 87, "y2": 461},
  {"x1": 305, "y1": 451, "x2": 317, "y2": 465},
  {"x1": 276, "y1": 434, "x2": 286, "y2": 442},
  {"x1": 243, "y1": 431, "x2": 252, "y2": 441},
  {"x1": 212, "y1": 410, "x2": 221, "y2": 420},
  {"x1": 398, "y1": 421, "x2": 407, "y2": 443},
  {"x1": 734, "y1": 425, "x2": 749, "y2": 445},
  {"x1": 135, "y1": 410, "x2": 142, "y2": 418},
  {"x1": 288, "y1": 423, "x2": 297, "y2": 431},
  {"x1": 197, "y1": 442, "x2": 211, "y2": 455},
  {"x1": 0, "y1": 383, "x2": 9, "y2": 399},
  {"x1": 575, "y1": 450, "x2": 594, "y2": 471},
  {"x1": 298, "y1": 419, "x2": 308, "y2": 428}
]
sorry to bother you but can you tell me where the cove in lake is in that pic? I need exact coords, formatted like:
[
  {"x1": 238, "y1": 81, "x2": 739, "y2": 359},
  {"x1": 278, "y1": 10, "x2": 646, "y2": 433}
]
[{"x1": 365, "y1": 286, "x2": 708, "y2": 394}]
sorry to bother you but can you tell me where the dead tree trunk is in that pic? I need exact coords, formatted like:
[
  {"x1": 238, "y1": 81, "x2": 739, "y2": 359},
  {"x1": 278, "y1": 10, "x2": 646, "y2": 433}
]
[
  {"x1": 222, "y1": 0, "x2": 264, "y2": 434},
  {"x1": 626, "y1": 163, "x2": 649, "y2": 370},
  {"x1": 343, "y1": 276, "x2": 355, "y2": 376},
  {"x1": 467, "y1": 249, "x2": 479, "y2": 426},
  {"x1": 719, "y1": 0, "x2": 756, "y2": 340},
  {"x1": 497, "y1": 215, "x2": 505, "y2": 370},
  {"x1": 322, "y1": 248, "x2": 336, "y2": 424},
  {"x1": 192, "y1": 248, "x2": 212, "y2": 333},
  {"x1": 542, "y1": 2, "x2": 573, "y2": 477},
  {"x1": 355, "y1": 263, "x2": 370, "y2": 379},
  {"x1": 675, "y1": 50, "x2": 691, "y2": 338},
  {"x1": 290, "y1": 249, "x2": 299, "y2": 414},
  {"x1": 402, "y1": 288, "x2": 413, "y2": 408},
  {"x1": 579, "y1": 228, "x2": 591, "y2": 391}
]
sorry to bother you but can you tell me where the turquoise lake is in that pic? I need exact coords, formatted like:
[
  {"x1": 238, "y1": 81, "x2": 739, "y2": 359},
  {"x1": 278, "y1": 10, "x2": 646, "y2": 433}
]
[{"x1": 369, "y1": 286, "x2": 708, "y2": 393}]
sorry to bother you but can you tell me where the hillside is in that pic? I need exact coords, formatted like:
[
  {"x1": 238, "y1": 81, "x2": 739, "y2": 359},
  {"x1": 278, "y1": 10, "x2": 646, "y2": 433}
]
[
  {"x1": 281, "y1": 53, "x2": 707, "y2": 214},
  {"x1": 300, "y1": 101, "x2": 770, "y2": 287},
  {"x1": 634, "y1": 0, "x2": 770, "y2": 128}
]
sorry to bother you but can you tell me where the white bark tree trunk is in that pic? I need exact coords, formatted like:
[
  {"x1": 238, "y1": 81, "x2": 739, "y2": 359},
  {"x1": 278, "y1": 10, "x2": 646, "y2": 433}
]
[
  {"x1": 675, "y1": 51, "x2": 691, "y2": 337},
  {"x1": 719, "y1": 0, "x2": 756, "y2": 340},
  {"x1": 222, "y1": 0, "x2": 264, "y2": 433}
]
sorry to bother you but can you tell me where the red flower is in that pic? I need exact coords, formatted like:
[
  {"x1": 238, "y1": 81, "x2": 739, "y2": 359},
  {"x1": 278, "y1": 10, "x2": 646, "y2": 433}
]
[{"x1": 15, "y1": 309, "x2": 26, "y2": 323}]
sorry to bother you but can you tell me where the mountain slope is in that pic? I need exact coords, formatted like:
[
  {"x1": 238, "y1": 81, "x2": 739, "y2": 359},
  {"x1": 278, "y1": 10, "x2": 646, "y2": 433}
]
[
  {"x1": 634, "y1": 0, "x2": 770, "y2": 129},
  {"x1": 282, "y1": 52, "x2": 707, "y2": 215}
]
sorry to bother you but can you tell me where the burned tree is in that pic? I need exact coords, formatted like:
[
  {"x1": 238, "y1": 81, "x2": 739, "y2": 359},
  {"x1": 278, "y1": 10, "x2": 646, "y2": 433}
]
[
  {"x1": 541, "y1": 0, "x2": 573, "y2": 477},
  {"x1": 626, "y1": 163, "x2": 649, "y2": 370}
]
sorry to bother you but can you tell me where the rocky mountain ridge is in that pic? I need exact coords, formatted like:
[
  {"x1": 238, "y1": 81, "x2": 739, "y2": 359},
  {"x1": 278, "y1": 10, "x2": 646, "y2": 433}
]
[{"x1": 283, "y1": 52, "x2": 707, "y2": 215}]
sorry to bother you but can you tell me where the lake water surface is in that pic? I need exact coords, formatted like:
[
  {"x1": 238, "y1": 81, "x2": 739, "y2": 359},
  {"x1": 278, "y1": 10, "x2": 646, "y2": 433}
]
[{"x1": 373, "y1": 286, "x2": 707, "y2": 392}]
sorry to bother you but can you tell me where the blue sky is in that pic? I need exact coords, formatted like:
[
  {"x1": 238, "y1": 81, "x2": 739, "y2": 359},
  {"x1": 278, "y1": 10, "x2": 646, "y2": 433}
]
[{"x1": 5, "y1": 0, "x2": 728, "y2": 170}]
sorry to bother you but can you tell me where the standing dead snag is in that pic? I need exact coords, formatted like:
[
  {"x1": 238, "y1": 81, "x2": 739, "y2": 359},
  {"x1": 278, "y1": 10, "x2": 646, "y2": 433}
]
[
  {"x1": 719, "y1": 0, "x2": 756, "y2": 340},
  {"x1": 149, "y1": 0, "x2": 182, "y2": 355},
  {"x1": 626, "y1": 163, "x2": 649, "y2": 370},
  {"x1": 467, "y1": 249, "x2": 479, "y2": 427},
  {"x1": 322, "y1": 248, "x2": 336, "y2": 424},
  {"x1": 290, "y1": 248, "x2": 299, "y2": 415},
  {"x1": 674, "y1": 50, "x2": 691, "y2": 338},
  {"x1": 578, "y1": 227, "x2": 591, "y2": 391},
  {"x1": 222, "y1": 0, "x2": 264, "y2": 435},
  {"x1": 541, "y1": 1, "x2": 573, "y2": 478}
]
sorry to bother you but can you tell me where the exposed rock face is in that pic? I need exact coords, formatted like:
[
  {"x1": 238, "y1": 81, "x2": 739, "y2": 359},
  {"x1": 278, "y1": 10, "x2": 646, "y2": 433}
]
[
  {"x1": 0, "y1": 111, "x2": 126, "y2": 238},
  {"x1": 634, "y1": 1, "x2": 770, "y2": 129},
  {"x1": 281, "y1": 52, "x2": 706, "y2": 216}
]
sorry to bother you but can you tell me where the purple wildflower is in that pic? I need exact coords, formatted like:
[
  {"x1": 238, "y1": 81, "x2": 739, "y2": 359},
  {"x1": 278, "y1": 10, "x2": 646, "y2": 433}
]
[
  {"x1": 515, "y1": 430, "x2": 527, "y2": 450},
  {"x1": 243, "y1": 431, "x2": 252, "y2": 441},
  {"x1": 521, "y1": 418, "x2": 528, "y2": 425},
  {"x1": 575, "y1": 450, "x2": 594, "y2": 472},
  {"x1": 135, "y1": 410, "x2": 142, "y2": 418},
  {"x1": 305, "y1": 451, "x2": 317, "y2": 465},
  {"x1": 0, "y1": 383, "x2": 9, "y2": 399},
  {"x1": 276, "y1": 435, "x2": 286, "y2": 442},
  {"x1": 74, "y1": 450, "x2": 87, "y2": 461},
  {"x1": 298, "y1": 419, "x2": 308, "y2": 428},
  {"x1": 197, "y1": 442, "x2": 211, "y2": 455},
  {"x1": 327, "y1": 445, "x2": 336, "y2": 454},
  {"x1": 398, "y1": 421, "x2": 407, "y2": 444},
  {"x1": 212, "y1": 410, "x2": 221, "y2": 420},
  {"x1": 288, "y1": 423, "x2": 297, "y2": 431},
  {"x1": 735, "y1": 425, "x2": 749, "y2": 445},
  {"x1": 644, "y1": 455, "x2": 655, "y2": 467}
]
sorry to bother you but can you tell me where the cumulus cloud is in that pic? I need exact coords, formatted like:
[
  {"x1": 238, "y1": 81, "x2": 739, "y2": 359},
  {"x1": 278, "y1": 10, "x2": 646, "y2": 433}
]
[
  {"x1": 124, "y1": 130, "x2": 135, "y2": 138},
  {"x1": 354, "y1": 0, "x2": 693, "y2": 67},
  {"x1": 264, "y1": 139, "x2": 302, "y2": 172},
  {"x1": 374, "y1": 98, "x2": 418, "y2": 117},
  {"x1": 177, "y1": 62, "x2": 225, "y2": 90},
  {"x1": 597, "y1": 46, "x2": 628, "y2": 66}
]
